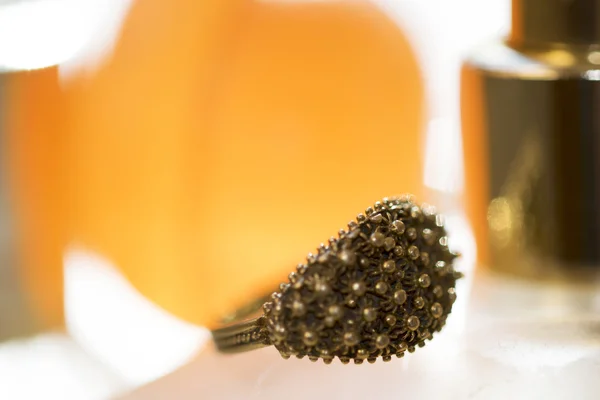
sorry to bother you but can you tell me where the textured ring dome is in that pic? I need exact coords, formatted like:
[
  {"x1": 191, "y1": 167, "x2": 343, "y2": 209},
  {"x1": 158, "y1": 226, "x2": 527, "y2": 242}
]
[{"x1": 263, "y1": 196, "x2": 461, "y2": 364}]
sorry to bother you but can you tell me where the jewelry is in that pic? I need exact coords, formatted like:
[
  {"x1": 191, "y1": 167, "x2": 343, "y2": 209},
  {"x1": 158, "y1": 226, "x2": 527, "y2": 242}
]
[{"x1": 211, "y1": 196, "x2": 461, "y2": 364}]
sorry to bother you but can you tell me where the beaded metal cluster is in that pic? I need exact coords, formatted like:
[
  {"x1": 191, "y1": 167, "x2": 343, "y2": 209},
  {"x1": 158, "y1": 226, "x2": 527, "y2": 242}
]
[{"x1": 263, "y1": 196, "x2": 461, "y2": 364}]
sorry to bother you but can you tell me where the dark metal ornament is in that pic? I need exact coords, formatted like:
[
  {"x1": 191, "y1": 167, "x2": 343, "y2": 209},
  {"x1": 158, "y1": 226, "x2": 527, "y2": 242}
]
[{"x1": 212, "y1": 196, "x2": 461, "y2": 364}]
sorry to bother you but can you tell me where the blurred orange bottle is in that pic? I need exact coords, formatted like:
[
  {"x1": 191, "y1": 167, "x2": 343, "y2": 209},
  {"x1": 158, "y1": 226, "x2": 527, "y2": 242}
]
[
  {"x1": 4, "y1": 67, "x2": 68, "y2": 330},
  {"x1": 4, "y1": 0, "x2": 424, "y2": 328}
]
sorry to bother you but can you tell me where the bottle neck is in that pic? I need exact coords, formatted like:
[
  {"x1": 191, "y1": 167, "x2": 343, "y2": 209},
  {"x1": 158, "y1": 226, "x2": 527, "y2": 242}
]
[{"x1": 510, "y1": 0, "x2": 600, "y2": 47}]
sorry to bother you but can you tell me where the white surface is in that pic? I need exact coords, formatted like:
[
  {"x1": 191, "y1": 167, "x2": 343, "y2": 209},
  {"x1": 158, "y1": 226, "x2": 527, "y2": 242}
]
[
  {"x1": 121, "y1": 273, "x2": 600, "y2": 400},
  {"x1": 64, "y1": 248, "x2": 211, "y2": 387},
  {"x1": 0, "y1": 333, "x2": 124, "y2": 400}
]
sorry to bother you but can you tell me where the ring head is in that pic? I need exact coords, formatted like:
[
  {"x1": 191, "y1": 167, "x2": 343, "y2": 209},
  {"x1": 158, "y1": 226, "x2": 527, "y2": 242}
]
[{"x1": 263, "y1": 196, "x2": 460, "y2": 364}]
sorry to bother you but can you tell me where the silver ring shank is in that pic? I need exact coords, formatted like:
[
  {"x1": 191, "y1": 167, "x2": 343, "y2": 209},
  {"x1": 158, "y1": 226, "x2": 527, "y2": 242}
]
[{"x1": 211, "y1": 316, "x2": 271, "y2": 353}]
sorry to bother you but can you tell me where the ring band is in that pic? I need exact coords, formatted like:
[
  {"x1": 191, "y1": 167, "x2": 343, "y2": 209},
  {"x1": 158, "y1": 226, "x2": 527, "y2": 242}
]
[{"x1": 212, "y1": 196, "x2": 461, "y2": 364}]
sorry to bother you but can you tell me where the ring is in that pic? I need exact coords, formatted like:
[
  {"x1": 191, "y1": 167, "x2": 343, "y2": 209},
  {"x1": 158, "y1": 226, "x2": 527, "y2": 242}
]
[{"x1": 211, "y1": 196, "x2": 461, "y2": 364}]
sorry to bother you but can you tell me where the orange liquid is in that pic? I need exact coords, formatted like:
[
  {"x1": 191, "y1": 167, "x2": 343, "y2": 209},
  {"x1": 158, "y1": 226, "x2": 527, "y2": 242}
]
[
  {"x1": 4, "y1": 67, "x2": 67, "y2": 329},
  {"x1": 4, "y1": 0, "x2": 424, "y2": 327},
  {"x1": 460, "y1": 64, "x2": 490, "y2": 266}
]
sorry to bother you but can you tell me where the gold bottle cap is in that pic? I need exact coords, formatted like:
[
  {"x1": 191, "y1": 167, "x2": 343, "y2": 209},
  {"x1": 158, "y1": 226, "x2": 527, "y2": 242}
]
[{"x1": 511, "y1": 0, "x2": 600, "y2": 47}]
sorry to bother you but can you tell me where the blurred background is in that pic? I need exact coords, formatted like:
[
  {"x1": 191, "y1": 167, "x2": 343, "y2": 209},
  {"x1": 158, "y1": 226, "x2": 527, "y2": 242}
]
[{"x1": 0, "y1": 0, "x2": 513, "y2": 398}]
